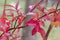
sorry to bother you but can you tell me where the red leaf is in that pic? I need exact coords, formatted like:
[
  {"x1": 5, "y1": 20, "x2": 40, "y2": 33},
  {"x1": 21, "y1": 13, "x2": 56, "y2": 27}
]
[
  {"x1": 2, "y1": 8, "x2": 6, "y2": 17},
  {"x1": 44, "y1": 12, "x2": 53, "y2": 21},
  {"x1": 33, "y1": 12, "x2": 39, "y2": 18},
  {"x1": 37, "y1": 5, "x2": 45, "y2": 12},
  {"x1": 17, "y1": 15, "x2": 25, "y2": 26},
  {"x1": 39, "y1": 20, "x2": 45, "y2": 26},
  {"x1": 38, "y1": 27, "x2": 45, "y2": 38},
  {"x1": 32, "y1": 27, "x2": 37, "y2": 35},
  {"x1": 54, "y1": 13, "x2": 60, "y2": 22},
  {"x1": 0, "y1": 32, "x2": 10, "y2": 40},
  {"x1": 26, "y1": 18, "x2": 45, "y2": 38},
  {"x1": 0, "y1": 28, "x2": 4, "y2": 31},
  {"x1": 15, "y1": 0, "x2": 20, "y2": 10},
  {"x1": 0, "y1": 17, "x2": 10, "y2": 32}
]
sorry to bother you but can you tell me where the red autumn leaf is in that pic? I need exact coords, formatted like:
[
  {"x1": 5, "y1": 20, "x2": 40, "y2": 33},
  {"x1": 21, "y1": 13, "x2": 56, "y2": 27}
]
[
  {"x1": 0, "y1": 28, "x2": 4, "y2": 31},
  {"x1": 15, "y1": 0, "x2": 20, "y2": 10},
  {"x1": 10, "y1": 14, "x2": 25, "y2": 24},
  {"x1": 51, "y1": 12, "x2": 60, "y2": 27},
  {"x1": 2, "y1": 7, "x2": 6, "y2": 17},
  {"x1": 16, "y1": 15, "x2": 25, "y2": 27},
  {"x1": 32, "y1": 27, "x2": 37, "y2": 35},
  {"x1": 32, "y1": 11, "x2": 39, "y2": 18},
  {"x1": 0, "y1": 3, "x2": 11, "y2": 32},
  {"x1": 0, "y1": 17, "x2": 10, "y2": 32},
  {"x1": 44, "y1": 8, "x2": 56, "y2": 21},
  {"x1": 11, "y1": 17, "x2": 16, "y2": 22},
  {"x1": 53, "y1": 13, "x2": 60, "y2": 22},
  {"x1": 26, "y1": 18, "x2": 45, "y2": 38},
  {"x1": 0, "y1": 32, "x2": 10, "y2": 40},
  {"x1": 48, "y1": 8, "x2": 56, "y2": 12},
  {"x1": 44, "y1": 12, "x2": 53, "y2": 21},
  {"x1": 37, "y1": 5, "x2": 45, "y2": 12}
]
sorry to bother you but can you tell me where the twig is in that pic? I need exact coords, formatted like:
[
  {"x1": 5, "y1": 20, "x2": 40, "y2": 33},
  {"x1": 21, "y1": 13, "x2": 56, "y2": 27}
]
[
  {"x1": 43, "y1": 25, "x2": 52, "y2": 40},
  {"x1": 0, "y1": 25, "x2": 27, "y2": 37},
  {"x1": 56, "y1": 1, "x2": 60, "y2": 9},
  {"x1": 11, "y1": 15, "x2": 26, "y2": 35},
  {"x1": 0, "y1": 9, "x2": 59, "y2": 38},
  {"x1": 9, "y1": 26, "x2": 27, "y2": 31},
  {"x1": 43, "y1": 1, "x2": 60, "y2": 40},
  {"x1": 38, "y1": 9, "x2": 60, "y2": 20},
  {"x1": 0, "y1": 0, "x2": 60, "y2": 38},
  {"x1": 30, "y1": 0, "x2": 43, "y2": 12},
  {"x1": 11, "y1": 19, "x2": 18, "y2": 34}
]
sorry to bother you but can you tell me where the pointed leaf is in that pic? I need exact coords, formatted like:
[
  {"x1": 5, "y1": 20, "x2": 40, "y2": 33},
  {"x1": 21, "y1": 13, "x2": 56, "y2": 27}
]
[
  {"x1": 2, "y1": 9, "x2": 6, "y2": 17},
  {"x1": 26, "y1": 18, "x2": 45, "y2": 39},
  {"x1": 38, "y1": 27, "x2": 45, "y2": 38},
  {"x1": 15, "y1": 0, "x2": 20, "y2": 10},
  {"x1": 32, "y1": 27, "x2": 37, "y2": 35}
]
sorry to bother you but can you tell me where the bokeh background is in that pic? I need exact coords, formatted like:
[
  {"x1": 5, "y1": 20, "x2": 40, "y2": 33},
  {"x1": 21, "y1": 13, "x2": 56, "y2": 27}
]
[{"x1": 0, "y1": 0, "x2": 60, "y2": 40}]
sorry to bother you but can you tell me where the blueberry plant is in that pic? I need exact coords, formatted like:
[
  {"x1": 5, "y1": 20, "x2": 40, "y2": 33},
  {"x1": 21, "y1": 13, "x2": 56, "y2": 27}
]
[{"x1": 0, "y1": 0, "x2": 60, "y2": 40}]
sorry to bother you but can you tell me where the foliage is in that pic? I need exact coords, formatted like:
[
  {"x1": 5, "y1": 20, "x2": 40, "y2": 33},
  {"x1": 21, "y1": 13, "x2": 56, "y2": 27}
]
[{"x1": 0, "y1": 0, "x2": 60, "y2": 40}]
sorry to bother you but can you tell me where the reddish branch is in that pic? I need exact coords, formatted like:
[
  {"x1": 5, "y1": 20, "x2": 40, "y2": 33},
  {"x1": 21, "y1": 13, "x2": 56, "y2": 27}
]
[
  {"x1": 30, "y1": 0, "x2": 43, "y2": 12},
  {"x1": 9, "y1": 26, "x2": 27, "y2": 30},
  {"x1": 38, "y1": 9, "x2": 60, "y2": 20},
  {"x1": 0, "y1": 0, "x2": 60, "y2": 40},
  {"x1": 11, "y1": 19, "x2": 18, "y2": 35},
  {"x1": 0, "y1": 8, "x2": 60, "y2": 38},
  {"x1": 43, "y1": 25, "x2": 52, "y2": 40},
  {"x1": 11, "y1": 15, "x2": 27, "y2": 36},
  {"x1": 0, "y1": 26, "x2": 27, "y2": 37},
  {"x1": 43, "y1": 1, "x2": 60, "y2": 40}
]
